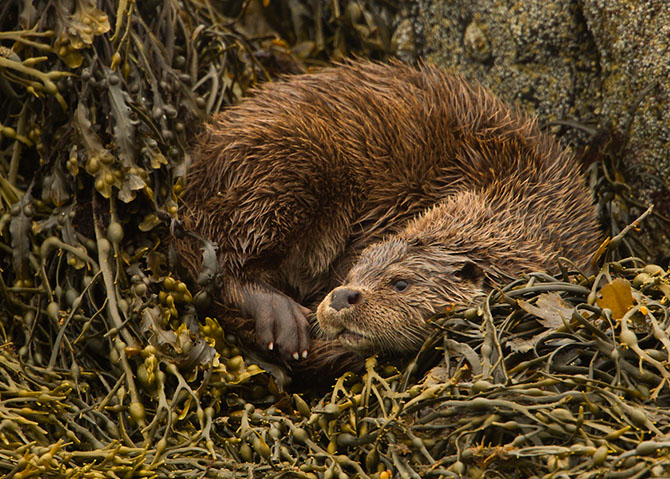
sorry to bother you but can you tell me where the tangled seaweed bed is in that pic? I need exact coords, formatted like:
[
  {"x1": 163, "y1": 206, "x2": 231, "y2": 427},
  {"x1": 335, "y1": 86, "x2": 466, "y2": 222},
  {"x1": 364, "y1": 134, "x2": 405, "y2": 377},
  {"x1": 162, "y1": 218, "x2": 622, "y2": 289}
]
[{"x1": 2, "y1": 1, "x2": 670, "y2": 478}]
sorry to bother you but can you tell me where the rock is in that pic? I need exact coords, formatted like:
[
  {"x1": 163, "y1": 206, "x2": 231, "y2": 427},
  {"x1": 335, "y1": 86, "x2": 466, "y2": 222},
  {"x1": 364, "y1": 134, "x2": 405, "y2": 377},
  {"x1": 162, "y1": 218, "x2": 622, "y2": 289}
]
[{"x1": 395, "y1": 0, "x2": 670, "y2": 262}]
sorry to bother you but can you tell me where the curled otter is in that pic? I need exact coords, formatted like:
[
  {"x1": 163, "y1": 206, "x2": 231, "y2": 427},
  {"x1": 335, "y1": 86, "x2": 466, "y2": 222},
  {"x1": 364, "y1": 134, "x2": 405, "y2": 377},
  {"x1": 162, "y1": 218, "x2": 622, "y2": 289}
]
[{"x1": 178, "y1": 60, "x2": 599, "y2": 364}]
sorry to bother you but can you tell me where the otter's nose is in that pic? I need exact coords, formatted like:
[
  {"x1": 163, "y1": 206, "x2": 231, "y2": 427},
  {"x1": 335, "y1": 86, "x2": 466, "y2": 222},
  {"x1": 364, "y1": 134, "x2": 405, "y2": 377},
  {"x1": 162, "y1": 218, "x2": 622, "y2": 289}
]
[{"x1": 329, "y1": 287, "x2": 362, "y2": 312}]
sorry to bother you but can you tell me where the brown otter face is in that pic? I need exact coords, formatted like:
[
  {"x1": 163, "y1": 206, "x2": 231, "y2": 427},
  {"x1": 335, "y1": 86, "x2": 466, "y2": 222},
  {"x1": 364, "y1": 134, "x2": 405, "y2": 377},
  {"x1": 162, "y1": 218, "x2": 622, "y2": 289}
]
[{"x1": 316, "y1": 238, "x2": 485, "y2": 354}]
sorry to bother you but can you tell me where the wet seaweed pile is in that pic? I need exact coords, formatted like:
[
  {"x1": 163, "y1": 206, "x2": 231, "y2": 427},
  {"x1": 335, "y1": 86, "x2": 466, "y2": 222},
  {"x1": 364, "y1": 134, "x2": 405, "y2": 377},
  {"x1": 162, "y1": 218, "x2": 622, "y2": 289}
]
[
  {"x1": 1, "y1": 1, "x2": 670, "y2": 478},
  {"x1": 4, "y1": 247, "x2": 670, "y2": 478}
]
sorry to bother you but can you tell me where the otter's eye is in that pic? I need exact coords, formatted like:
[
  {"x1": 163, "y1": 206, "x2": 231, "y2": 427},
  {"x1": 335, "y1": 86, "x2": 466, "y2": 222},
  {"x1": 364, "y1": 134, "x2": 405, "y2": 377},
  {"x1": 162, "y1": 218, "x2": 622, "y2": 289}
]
[{"x1": 392, "y1": 279, "x2": 409, "y2": 292}]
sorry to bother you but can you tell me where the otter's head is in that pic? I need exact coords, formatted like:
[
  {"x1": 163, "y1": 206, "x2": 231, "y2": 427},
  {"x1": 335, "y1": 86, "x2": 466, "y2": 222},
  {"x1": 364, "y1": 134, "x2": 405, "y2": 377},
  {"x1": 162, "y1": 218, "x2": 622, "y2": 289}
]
[{"x1": 316, "y1": 237, "x2": 485, "y2": 354}]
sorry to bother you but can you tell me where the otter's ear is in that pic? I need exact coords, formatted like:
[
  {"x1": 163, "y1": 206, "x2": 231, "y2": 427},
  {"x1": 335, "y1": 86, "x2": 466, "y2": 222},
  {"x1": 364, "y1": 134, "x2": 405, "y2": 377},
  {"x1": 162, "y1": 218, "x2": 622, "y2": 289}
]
[{"x1": 454, "y1": 260, "x2": 483, "y2": 284}]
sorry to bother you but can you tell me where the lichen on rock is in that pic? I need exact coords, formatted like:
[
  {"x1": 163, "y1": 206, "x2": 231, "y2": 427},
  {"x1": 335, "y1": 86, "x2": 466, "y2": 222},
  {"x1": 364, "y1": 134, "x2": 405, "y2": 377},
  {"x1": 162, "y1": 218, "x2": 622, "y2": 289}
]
[{"x1": 405, "y1": 0, "x2": 670, "y2": 262}]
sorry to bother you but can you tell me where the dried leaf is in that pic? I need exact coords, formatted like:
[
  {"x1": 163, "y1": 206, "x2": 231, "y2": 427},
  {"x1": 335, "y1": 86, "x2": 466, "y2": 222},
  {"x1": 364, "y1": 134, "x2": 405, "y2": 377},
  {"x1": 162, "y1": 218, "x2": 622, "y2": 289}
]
[
  {"x1": 597, "y1": 278, "x2": 634, "y2": 320},
  {"x1": 518, "y1": 293, "x2": 573, "y2": 330},
  {"x1": 506, "y1": 294, "x2": 575, "y2": 352},
  {"x1": 507, "y1": 337, "x2": 533, "y2": 353}
]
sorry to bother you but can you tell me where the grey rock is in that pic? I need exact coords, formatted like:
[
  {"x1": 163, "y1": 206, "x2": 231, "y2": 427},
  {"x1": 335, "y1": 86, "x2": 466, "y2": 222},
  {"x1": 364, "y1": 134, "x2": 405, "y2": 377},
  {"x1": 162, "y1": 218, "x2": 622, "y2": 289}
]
[{"x1": 398, "y1": 0, "x2": 670, "y2": 261}]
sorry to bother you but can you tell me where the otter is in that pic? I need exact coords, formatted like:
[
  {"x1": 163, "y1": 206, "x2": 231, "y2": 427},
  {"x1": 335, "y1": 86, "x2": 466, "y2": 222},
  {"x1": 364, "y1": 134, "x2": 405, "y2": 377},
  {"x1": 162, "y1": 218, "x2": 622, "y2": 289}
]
[{"x1": 178, "y1": 60, "x2": 599, "y2": 366}]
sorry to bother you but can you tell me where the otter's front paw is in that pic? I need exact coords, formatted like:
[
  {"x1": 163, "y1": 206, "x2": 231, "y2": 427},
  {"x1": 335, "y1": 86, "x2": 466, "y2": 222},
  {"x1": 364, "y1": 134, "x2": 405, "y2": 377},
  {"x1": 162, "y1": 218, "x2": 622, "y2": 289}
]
[{"x1": 242, "y1": 289, "x2": 311, "y2": 360}]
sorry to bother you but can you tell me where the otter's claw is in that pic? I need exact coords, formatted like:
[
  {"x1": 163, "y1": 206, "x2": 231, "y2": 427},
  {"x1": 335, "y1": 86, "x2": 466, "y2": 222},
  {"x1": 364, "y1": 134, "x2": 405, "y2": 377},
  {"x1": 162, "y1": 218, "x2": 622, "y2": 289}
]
[{"x1": 241, "y1": 287, "x2": 311, "y2": 360}]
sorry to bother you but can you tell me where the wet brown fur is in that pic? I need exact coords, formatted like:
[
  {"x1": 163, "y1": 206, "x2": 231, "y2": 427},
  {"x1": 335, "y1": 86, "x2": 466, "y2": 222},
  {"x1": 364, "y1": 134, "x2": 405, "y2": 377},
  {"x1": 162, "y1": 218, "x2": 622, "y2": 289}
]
[{"x1": 176, "y1": 60, "x2": 600, "y2": 376}]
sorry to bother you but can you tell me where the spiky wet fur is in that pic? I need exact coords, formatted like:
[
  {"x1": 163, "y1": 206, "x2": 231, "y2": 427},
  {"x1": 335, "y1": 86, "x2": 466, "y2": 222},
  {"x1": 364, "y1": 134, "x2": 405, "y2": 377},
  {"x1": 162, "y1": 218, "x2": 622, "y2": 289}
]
[{"x1": 176, "y1": 60, "x2": 600, "y2": 377}]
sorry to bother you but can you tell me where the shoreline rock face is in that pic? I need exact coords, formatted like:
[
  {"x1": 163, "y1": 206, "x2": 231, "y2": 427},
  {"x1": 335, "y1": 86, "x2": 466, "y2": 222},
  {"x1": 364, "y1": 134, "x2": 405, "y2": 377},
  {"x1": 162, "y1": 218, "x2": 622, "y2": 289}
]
[{"x1": 398, "y1": 0, "x2": 670, "y2": 262}]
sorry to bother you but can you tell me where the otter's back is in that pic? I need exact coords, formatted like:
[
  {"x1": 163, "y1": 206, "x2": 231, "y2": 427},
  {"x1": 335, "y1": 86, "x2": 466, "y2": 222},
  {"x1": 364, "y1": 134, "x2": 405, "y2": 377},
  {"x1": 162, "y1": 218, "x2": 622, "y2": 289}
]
[{"x1": 183, "y1": 61, "x2": 597, "y2": 301}]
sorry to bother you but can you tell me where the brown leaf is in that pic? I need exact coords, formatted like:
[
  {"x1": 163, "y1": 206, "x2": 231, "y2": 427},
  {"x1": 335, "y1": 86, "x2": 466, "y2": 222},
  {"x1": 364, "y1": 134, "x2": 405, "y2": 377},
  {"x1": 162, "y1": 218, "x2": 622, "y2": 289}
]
[
  {"x1": 597, "y1": 278, "x2": 634, "y2": 320},
  {"x1": 506, "y1": 294, "x2": 576, "y2": 352},
  {"x1": 518, "y1": 293, "x2": 574, "y2": 330},
  {"x1": 507, "y1": 336, "x2": 538, "y2": 353}
]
